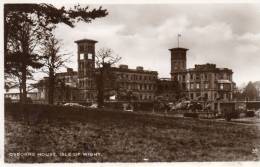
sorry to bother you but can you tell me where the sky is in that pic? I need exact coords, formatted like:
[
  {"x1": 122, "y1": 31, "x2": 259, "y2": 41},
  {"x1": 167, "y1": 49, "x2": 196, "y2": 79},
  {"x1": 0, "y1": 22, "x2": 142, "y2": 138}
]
[{"x1": 52, "y1": 3, "x2": 260, "y2": 87}]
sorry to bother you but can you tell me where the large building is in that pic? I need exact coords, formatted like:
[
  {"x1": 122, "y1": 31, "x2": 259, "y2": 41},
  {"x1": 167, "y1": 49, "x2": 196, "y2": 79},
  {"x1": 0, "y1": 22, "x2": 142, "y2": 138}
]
[
  {"x1": 169, "y1": 47, "x2": 235, "y2": 110},
  {"x1": 111, "y1": 65, "x2": 158, "y2": 101},
  {"x1": 34, "y1": 38, "x2": 235, "y2": 107},
  {"x1": 73, "y1": 39, "x2": 158, "y2": 102}
]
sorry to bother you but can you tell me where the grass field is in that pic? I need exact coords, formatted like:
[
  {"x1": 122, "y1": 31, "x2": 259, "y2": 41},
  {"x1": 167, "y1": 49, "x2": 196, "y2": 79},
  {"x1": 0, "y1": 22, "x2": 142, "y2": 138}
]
[{"x1": 4, "y1": 104, "x2": 260, "y2": 162}]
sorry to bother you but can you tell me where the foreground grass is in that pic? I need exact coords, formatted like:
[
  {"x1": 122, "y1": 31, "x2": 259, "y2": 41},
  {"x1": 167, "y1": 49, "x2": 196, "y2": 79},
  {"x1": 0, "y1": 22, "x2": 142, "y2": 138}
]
[{"x1": 5, "y1": 104, "x2": 260, "y2": 162}]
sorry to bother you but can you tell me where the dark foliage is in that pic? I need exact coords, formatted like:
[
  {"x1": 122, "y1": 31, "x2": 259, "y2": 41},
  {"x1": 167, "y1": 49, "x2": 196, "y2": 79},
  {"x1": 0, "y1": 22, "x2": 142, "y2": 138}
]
[
  {"x1": 246, "y1": 110, "x2": 255, "y2": 117},
  {"x1": 4, "y1": 3, "x2": 108, "y2": 103},
  {"x1": 183, "y1": 112, "x2": 198, "y2": 118}
]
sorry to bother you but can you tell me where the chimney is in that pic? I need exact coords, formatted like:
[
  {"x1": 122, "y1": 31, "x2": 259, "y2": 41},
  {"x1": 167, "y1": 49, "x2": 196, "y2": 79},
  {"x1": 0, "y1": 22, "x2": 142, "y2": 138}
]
[
  {"x1": 136, "y1": 66, "x2": 143, "y2": 71},
  {"x1": 119, "y1": 64, "x2": 128, "y2": 69}
]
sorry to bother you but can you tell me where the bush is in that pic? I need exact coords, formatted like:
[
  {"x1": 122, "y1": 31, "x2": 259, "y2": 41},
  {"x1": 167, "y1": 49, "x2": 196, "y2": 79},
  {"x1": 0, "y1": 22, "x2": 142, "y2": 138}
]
[
  {"x1": 245, "y1": 110, "x2": 255, "y2": 117},
  {"x1": 183, "y1": 112, "x2": 198, "y2": 118},
  {"x1": 224, "y1": 111, "x2": 240, "y2": 121}
]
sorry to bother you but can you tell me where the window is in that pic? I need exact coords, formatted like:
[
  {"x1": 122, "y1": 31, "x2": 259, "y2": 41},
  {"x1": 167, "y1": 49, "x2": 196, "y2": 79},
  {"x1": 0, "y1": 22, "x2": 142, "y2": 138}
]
[
  {"x1": 220, "y1": 84, "x2": 224, "y2": 90},
  {"x1": 196, "y1": 74, "x2": 200, "y2": 80},
  {"x1": 88, "y1": 53, "x2": 92, "y2": 59},
  {"x1": 205, "y1": 83, "x2": 209, "y2": 89},
  {"x1": 223, "y1": 93, "x2": 226, "y2": 100},
  {"x1": 196, "y1": 83, "x2": 200, "y2": 89},
  {"x1": 193, "y1": 74, "x2": 196, "y2": 80},
  {"x1": 205, "y1": 74, "x2": 208, "y2": 80},
  {"x1": 80, "y1": 53, "x2": 84, "y2": 60},
  {"x1": 187, "y1": 83, "x2": 190, "y2": 90},
  {"x1": 190, "y1": 93, "x2": 194, "y2": 100},
  {"x1": 191, "y1": 83, "x2": 194, "y2": 89}
]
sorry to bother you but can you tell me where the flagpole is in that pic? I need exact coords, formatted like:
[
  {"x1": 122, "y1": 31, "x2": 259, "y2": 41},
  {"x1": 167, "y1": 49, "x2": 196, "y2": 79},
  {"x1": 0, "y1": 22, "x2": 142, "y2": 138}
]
[{"x1": 177, "y1": 34, "x2": 181, "y2": 48}]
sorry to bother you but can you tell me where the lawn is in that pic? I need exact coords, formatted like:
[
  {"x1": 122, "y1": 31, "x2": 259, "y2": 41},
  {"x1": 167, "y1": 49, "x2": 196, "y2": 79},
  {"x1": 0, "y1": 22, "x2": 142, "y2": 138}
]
[{"x1": 4, "y1": 104, "x2": 260, "y2": 162}]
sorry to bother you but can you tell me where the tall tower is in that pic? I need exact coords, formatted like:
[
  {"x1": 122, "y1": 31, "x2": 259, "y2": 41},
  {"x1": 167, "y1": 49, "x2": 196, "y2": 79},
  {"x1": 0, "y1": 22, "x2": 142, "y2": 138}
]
[
  {"x1": 169, "y1": 47, "x2": 188, "y2": 80},
  {"x1": 75, "y1": 39, "x2": 97, "y2": 101}
]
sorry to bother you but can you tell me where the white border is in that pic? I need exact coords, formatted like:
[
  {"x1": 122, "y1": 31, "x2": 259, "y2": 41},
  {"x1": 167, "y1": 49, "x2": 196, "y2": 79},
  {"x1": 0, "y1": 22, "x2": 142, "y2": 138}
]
[{"x1": 1, "y1": 0, "x2": 260, "y2": 167}]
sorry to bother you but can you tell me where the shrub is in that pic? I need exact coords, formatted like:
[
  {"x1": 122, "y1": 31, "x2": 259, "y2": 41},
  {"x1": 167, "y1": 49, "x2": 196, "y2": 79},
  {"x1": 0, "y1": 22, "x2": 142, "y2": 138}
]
[
  {"x1": 224, "y1": 111, "x2": 240, "y2": 121},
  {"x1": 183, "y1": 112, "x2": 198, "y2": 118},
  {"x1": 245, "y1": 110, "x2": 255, "y2": 117}
]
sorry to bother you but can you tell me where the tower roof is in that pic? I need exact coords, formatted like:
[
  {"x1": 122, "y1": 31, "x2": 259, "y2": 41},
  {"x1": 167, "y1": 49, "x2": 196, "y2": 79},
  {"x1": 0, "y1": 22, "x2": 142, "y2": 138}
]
[
  {"x1": 74, "y1": 38, "x2": 98, "y2": 44},
  {"x1": 169, "y1": 47, "x2": 188, "y2": 51}
]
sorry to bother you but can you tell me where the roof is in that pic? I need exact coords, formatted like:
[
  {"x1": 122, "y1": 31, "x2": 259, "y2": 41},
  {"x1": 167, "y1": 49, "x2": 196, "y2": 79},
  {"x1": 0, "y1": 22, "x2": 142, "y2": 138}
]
[
  {"x1": 184, "y1": 63, "x2": 233, "y2": 73},
  {"x1": 74, "y1": 39, "x2": 98, "y2": 44},
  {"x1": 95, "y1": 66, "x2": 158, "y2": 75},
  {"x1": 217, "y1": 79, "x2": 232, "y2": 84},
  {"x1": 169, "y1": 47, "x2": 189, "y2": 51}
]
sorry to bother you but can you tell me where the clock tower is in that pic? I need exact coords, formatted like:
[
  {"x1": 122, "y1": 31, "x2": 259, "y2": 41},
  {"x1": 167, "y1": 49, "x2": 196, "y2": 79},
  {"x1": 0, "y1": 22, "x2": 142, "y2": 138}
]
[
  {"x1": 75, "y1": 39, "x2": 97, "y2": 101},
  {"x1": 169, "y1": 47, "x2": 188, "y2": 81}
]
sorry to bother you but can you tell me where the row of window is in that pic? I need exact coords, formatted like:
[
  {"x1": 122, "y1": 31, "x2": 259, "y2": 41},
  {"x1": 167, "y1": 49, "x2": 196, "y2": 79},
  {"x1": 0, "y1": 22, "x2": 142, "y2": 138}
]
[
  {"x1": 189, "y1": 92, "x2": 232, "y2": 100},
  {"x1": 79, "y1": 53, "x2": 93, "y2": 60},
  {"x1": 187, "y1": 83, "x2": 209, "y2": 90},
  {"x1": 117, "y1": 73, "x2": 157, "y2": 81},
  {"x1": 177, "y1": 73, "x2": 232, "y2": 82},
  {"x1": 120, "y1": 83, "x2": 156, "y2": 91},
  {"x1": 79, "y1": 80, "x2": 94, "y2": 89},
  {"x1": 187, "y1": 83, "x2": 232, "y2": 90},
  {"x1": 139, "y1": 94, "x2": 154, "y2": 100}
]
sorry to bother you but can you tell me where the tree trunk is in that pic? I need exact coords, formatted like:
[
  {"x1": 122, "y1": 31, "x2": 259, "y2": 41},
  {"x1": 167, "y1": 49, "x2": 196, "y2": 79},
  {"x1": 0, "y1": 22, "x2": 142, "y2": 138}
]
[
  {"x1": 21, "y1": 64, "x2": 27, "y2": 104},
  {"x1": 19, "y1": 81, "x2": 22, "y2": 102},
  {"x1": 48, "y1": 69, "x2": 55, "y2": 105},
  {"x1": 97, "y1": 68, "x2": 104, "y2": 107}
]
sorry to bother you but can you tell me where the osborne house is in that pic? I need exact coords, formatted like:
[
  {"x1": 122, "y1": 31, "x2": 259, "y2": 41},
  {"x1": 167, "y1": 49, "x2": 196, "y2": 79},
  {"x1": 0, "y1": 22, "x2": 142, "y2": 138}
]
[{"x1": 22, "y1": 38, "x2": 235, "y2": 110}]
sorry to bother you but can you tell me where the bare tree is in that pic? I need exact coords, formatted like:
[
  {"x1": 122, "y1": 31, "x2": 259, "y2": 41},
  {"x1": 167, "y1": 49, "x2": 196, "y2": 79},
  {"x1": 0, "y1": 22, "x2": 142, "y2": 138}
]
[
  {"x1": 41, "y1": 36, "x2": 71, "y2": 104},
  {"x1": 95, "y1": 48, "x2": 121, "y2": 107}
]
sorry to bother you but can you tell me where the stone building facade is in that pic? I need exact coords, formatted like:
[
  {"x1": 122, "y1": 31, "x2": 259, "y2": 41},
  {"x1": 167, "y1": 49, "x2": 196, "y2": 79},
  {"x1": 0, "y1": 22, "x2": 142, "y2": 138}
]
[
  {"x1": 75, "y1": 39, "x2": 97, "y2": 102},
  {"x1": 36, "y1": 68, "x2": 78, "y2": 103},
  {"x1": 111, "y1": 65, "x2": 158, "y2": 101},
  {"x1": 169, "y1": 47, "x2": 235, "y2": 110},
  {"x1": 36, "y1": 38, "x2": 235, "y2": 106},
  {"x1": 73, "y1": 39, "x2": 158, "y2": 102}
]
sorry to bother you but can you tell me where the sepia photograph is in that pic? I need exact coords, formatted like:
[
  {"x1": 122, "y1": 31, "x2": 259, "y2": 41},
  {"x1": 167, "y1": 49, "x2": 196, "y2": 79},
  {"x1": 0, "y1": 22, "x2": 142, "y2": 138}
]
[{"x1": 2, "y1": 0, "x2": 260, "y2": 165}]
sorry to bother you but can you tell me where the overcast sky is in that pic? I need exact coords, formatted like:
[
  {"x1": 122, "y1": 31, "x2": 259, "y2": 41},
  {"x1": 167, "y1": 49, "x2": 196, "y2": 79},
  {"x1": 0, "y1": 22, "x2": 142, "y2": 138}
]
[{"x1": 53, "y1": 3, "x2": 260, "y2": 87}]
